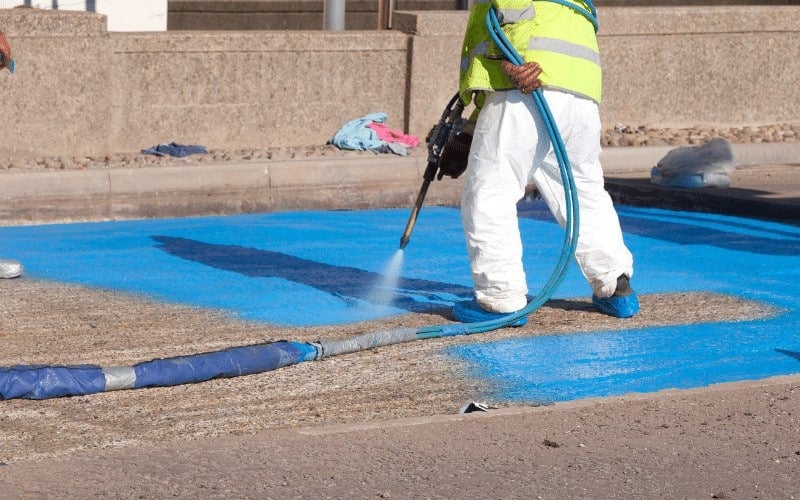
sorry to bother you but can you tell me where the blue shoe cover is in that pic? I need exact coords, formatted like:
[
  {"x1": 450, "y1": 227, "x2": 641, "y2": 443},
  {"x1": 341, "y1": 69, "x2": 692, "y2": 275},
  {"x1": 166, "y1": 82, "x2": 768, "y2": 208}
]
[
  {"x1": 452, "y1": 299, "x2": 527, "y2": 326},
  {"x1": 592, "y1": 292, "x2": 640, "y2": 318}
]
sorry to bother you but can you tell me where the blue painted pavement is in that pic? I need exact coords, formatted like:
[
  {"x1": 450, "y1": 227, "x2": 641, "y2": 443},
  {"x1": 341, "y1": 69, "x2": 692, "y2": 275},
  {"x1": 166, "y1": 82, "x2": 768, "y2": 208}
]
[
  {"x1": 453, "y1": 202, "x2": 800, "y2": 403},
  {"x1": 1, "y1": 200, "x2": 798, "y2": 403}
]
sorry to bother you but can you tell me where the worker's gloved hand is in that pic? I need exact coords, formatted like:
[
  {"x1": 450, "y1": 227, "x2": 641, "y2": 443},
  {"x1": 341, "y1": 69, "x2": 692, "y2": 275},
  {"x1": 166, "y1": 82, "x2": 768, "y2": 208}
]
[
  {"x1": 500, "y1": 59, "x2": 542, "y2": 94},
  {"x1": 0, "y1": 30, "x2": 12, "y2": 72},
  {"x1": 437, "y1": 131, "x2": 472, "y2": 179}
]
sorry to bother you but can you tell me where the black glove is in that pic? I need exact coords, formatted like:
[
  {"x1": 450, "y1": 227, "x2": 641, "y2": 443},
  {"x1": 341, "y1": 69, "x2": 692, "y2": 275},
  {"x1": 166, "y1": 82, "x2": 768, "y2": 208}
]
[{"x1": 437, "y1": 132, "x2": 472, "y2": 180}]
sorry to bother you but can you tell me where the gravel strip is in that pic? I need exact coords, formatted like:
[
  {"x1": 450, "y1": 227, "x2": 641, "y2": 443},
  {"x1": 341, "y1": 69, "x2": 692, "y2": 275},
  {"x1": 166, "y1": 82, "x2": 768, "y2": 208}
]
[
  {"x1": 1, "y1": 123, "x2": 798, "y2": 172},
  {"x1": 0, "y1": 278, "x2": 778, "y2": 463}
]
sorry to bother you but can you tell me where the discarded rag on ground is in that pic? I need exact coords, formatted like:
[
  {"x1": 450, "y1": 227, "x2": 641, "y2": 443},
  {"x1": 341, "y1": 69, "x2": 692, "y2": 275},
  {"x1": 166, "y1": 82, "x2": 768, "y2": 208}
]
[
  {"x1": 142, "y1": 142, "x2": 209, "y2": 158},
  {"x1": 329, "y1": 113, "x2": 420, "y2": 156}
]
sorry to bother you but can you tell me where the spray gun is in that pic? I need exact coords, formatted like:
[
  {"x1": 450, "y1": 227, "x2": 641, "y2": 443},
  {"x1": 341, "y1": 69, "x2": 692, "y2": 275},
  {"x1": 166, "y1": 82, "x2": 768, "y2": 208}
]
[{"x1": 398, "y1": 93, "x2": 473, "y2": 249}]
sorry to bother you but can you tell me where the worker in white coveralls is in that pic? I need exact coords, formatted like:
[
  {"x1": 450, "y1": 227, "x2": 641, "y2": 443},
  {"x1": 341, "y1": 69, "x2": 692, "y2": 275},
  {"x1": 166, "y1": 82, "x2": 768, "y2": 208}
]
[
  {"x1": 0, "y1": 28, "x2": 22, "y2": 279},
  {"x1": 452, "y1": 0, "x2": 638, "y2": 324}
]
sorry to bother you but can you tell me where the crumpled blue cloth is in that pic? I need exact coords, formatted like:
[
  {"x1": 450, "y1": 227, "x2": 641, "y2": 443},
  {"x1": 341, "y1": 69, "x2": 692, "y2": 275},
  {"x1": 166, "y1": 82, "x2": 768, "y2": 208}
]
[
  {"x1": 329, "y1": 112, "x2": 388, "y2": 151},
  {"x1": 142, "y1": 142, "x2": 208, "y2": 158}
]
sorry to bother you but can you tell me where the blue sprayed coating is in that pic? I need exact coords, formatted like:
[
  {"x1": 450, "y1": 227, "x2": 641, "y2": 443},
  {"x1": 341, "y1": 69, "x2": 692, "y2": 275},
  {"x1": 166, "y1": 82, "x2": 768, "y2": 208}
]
[
  {"x1": 451, "y1": 204, "x2": 800, "y2": 403},
  {"x1": 1, "y1": 200, "x2": 799, "y2": 402},
  {"x1": 450, "y1": 320, "x2": 800, "y2": 404},
  {"x1": 0, "y1": 210, "x2": 476, "y2": 326}
]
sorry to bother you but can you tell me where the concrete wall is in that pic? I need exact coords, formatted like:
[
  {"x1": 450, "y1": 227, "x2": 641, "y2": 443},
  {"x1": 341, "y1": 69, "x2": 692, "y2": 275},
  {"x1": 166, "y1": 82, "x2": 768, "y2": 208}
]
[
  {"x1": 167, "y1": 0, "x2": 797, "y2": 32},
  {"x1": 598, "y1": 7, "x2": 800, "y2": 127},
  {"x1": 168, "y1": 0, "x2": 460, "y2": 31},
  {"x1": 0, "y1": 10, "x2": 115, "y2": 158},
  {"x1": 0, "y1": 0, "x2": 168, "y2": 31},
  {"x1": 1, "y1": 6, "x2": 799, "y2": 160},
  {"x1": 107, "y1": 31, "x2": 408, "y2": 155},
  {"x1": 399, "y1": 5, "x2": 800, "y2": 136},
  {"x1": 0, "y1": 8, "x2": 409, "y2": 158}
]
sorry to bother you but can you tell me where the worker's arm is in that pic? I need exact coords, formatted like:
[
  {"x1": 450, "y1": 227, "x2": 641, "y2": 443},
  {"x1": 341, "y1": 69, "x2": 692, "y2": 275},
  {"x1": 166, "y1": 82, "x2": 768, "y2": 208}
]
[{"x1": 500, "y1": 59, "x2": 542, "y2": 94}]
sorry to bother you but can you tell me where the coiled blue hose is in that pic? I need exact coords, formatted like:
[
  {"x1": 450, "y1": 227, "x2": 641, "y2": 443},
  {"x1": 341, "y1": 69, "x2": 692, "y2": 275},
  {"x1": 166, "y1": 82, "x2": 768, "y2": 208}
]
[
  {"x1": 418, "y1": 5, "x2": 583, "y2": 336},
  {"x1": 0, "y1": 4, "x2": 592, "y2": 400}
]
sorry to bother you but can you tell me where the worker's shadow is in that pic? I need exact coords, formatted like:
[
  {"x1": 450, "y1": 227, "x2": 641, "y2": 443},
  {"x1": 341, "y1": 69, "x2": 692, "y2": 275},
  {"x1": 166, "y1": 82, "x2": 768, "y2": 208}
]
[{"x1": 152, "y1": 235, "x2": 472, "y2": 316}]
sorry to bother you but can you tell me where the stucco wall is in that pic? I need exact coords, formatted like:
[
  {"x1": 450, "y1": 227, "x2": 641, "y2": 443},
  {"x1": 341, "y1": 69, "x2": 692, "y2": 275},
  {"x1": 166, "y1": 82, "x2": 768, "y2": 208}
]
[
  {"x1": 167, "y1": 0, "x2": 798, "y2": 32},
  {"x1": 0, "y1": 6, "x2": 798, "y2": 159},
  {"x1": 167, "y1": 0, "x2": 460, "y2": 31},
  {"x1": 400, "y1": 6, "x2": 800, "y2": 138}
]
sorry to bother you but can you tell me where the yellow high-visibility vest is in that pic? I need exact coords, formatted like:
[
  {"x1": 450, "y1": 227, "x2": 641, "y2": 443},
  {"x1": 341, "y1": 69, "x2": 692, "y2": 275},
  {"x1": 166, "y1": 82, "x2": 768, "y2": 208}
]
[{"x1": 459, "y1": 0, "x2": 601, "y2": 107}]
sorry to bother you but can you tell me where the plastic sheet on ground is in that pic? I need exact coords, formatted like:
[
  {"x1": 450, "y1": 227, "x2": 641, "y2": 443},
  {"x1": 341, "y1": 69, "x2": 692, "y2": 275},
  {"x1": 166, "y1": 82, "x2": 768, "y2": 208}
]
[{"x1": 650, "y1": 138, "x2": 735, "y2": 188}]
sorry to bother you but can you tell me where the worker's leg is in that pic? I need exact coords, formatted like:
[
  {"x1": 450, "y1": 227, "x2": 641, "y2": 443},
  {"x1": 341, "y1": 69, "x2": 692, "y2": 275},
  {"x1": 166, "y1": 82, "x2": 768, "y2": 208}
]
[
  {"x1": 530, "y1": 90, "x2": 635, "y2": 300},
  {"x1": 460, "y1": 90, "x2": 545, "y2": 314}
]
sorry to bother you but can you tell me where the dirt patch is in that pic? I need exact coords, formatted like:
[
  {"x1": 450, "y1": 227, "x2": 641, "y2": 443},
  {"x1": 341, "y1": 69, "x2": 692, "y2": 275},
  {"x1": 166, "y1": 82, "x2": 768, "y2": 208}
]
[{"x1": 0, "y1": 278, "x2": 778, "y2": 464}]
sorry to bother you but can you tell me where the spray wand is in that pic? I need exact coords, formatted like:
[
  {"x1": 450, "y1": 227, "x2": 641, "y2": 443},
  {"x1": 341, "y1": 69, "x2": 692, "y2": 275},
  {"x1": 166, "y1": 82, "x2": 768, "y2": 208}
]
[{"x1": 399, "y1": 93, "x2": 472, "y2": 249}]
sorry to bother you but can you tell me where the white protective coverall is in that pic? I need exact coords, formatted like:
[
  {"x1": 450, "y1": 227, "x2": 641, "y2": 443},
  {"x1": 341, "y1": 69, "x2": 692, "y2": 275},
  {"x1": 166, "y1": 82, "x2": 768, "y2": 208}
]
[{"x1": 461, "y1": 88, "x2": 634, "y2": 313}]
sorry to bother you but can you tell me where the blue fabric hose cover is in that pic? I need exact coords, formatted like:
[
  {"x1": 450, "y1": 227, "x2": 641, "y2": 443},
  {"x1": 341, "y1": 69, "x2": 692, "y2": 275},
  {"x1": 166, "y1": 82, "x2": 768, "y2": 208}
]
[
  {"x1": 0, "y1": 341, "x2": 317, "y2": 400},
  {"x1": 132, "y1": 341, "x2": 316, "y2": 389},
  {"x1": 0, "y1": 365, "x2": 106, "y2": 400}
]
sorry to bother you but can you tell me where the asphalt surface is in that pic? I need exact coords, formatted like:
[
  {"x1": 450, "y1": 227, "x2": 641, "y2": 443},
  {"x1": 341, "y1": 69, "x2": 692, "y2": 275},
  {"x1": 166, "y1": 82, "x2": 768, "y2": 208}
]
[{"x1": 0, "y1": 142, "x2": 798, "y2": 498}]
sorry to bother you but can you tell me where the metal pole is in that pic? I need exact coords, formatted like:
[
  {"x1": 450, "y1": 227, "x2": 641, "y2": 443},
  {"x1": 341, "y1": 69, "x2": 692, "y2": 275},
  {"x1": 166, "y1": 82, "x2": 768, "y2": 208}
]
[
  {"x1": 378, "y1": 0, "x2": 395, "y2": 30},
  {"x1": 323, "y1": 0, "x2": 346, "y2": 30},
  {"x1": 378, "y1": 0, "x2": 386, "y2": 30}
]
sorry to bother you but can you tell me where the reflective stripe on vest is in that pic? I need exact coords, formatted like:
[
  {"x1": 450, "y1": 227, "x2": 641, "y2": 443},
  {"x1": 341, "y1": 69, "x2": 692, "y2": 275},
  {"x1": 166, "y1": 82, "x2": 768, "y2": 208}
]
[{"x1": 459, "y1": 0, "x2": 601, "y2": 105}]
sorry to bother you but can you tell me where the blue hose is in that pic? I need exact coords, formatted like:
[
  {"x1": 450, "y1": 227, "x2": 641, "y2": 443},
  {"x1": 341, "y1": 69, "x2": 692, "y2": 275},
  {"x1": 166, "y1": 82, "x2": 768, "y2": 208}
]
[
  {"x1": 0, "y1": 5, "x2": 590, "y2": 400},
  {"x1": 419, "y1": 6, "x2": 583, "y2": 335}
]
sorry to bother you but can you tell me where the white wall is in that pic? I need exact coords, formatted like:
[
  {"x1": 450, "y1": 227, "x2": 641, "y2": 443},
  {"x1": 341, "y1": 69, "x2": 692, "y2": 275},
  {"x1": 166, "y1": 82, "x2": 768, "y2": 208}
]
[{"x1": 0, "y1": 0, "x2": 167, "y2": 31}]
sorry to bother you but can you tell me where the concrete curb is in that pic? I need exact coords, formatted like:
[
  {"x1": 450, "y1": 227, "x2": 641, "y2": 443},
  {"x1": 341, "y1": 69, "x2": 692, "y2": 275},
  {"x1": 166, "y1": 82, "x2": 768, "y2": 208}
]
[
  {"x1": 0, "y1": 155, "x2": 444, "y2": 225},
  {"x1": 0, "y1": 143, "x2": 797, "y2": 225},
  {"x1": 600, "y1": 142, "x2": 800, "y2": 173},
  {"x1": 602, "y1": 143, "x2": 800, "y2": 224}
]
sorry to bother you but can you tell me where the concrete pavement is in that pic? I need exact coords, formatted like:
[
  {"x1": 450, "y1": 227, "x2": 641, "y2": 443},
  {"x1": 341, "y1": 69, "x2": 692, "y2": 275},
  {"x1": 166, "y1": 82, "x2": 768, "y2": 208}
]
[
  {"x1": 2, "y1": 378, "x2": 799, "y2": 498},
  {"x1": 1, "y1": 142, "x2": 799, "y2": 498}
]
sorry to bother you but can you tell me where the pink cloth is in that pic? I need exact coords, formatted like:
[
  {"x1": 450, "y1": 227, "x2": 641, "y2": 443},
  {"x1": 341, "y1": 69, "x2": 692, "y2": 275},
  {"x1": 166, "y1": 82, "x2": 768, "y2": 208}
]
[{"x1": 367, "y1": 122, "x2": 420, "y2": 148}]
